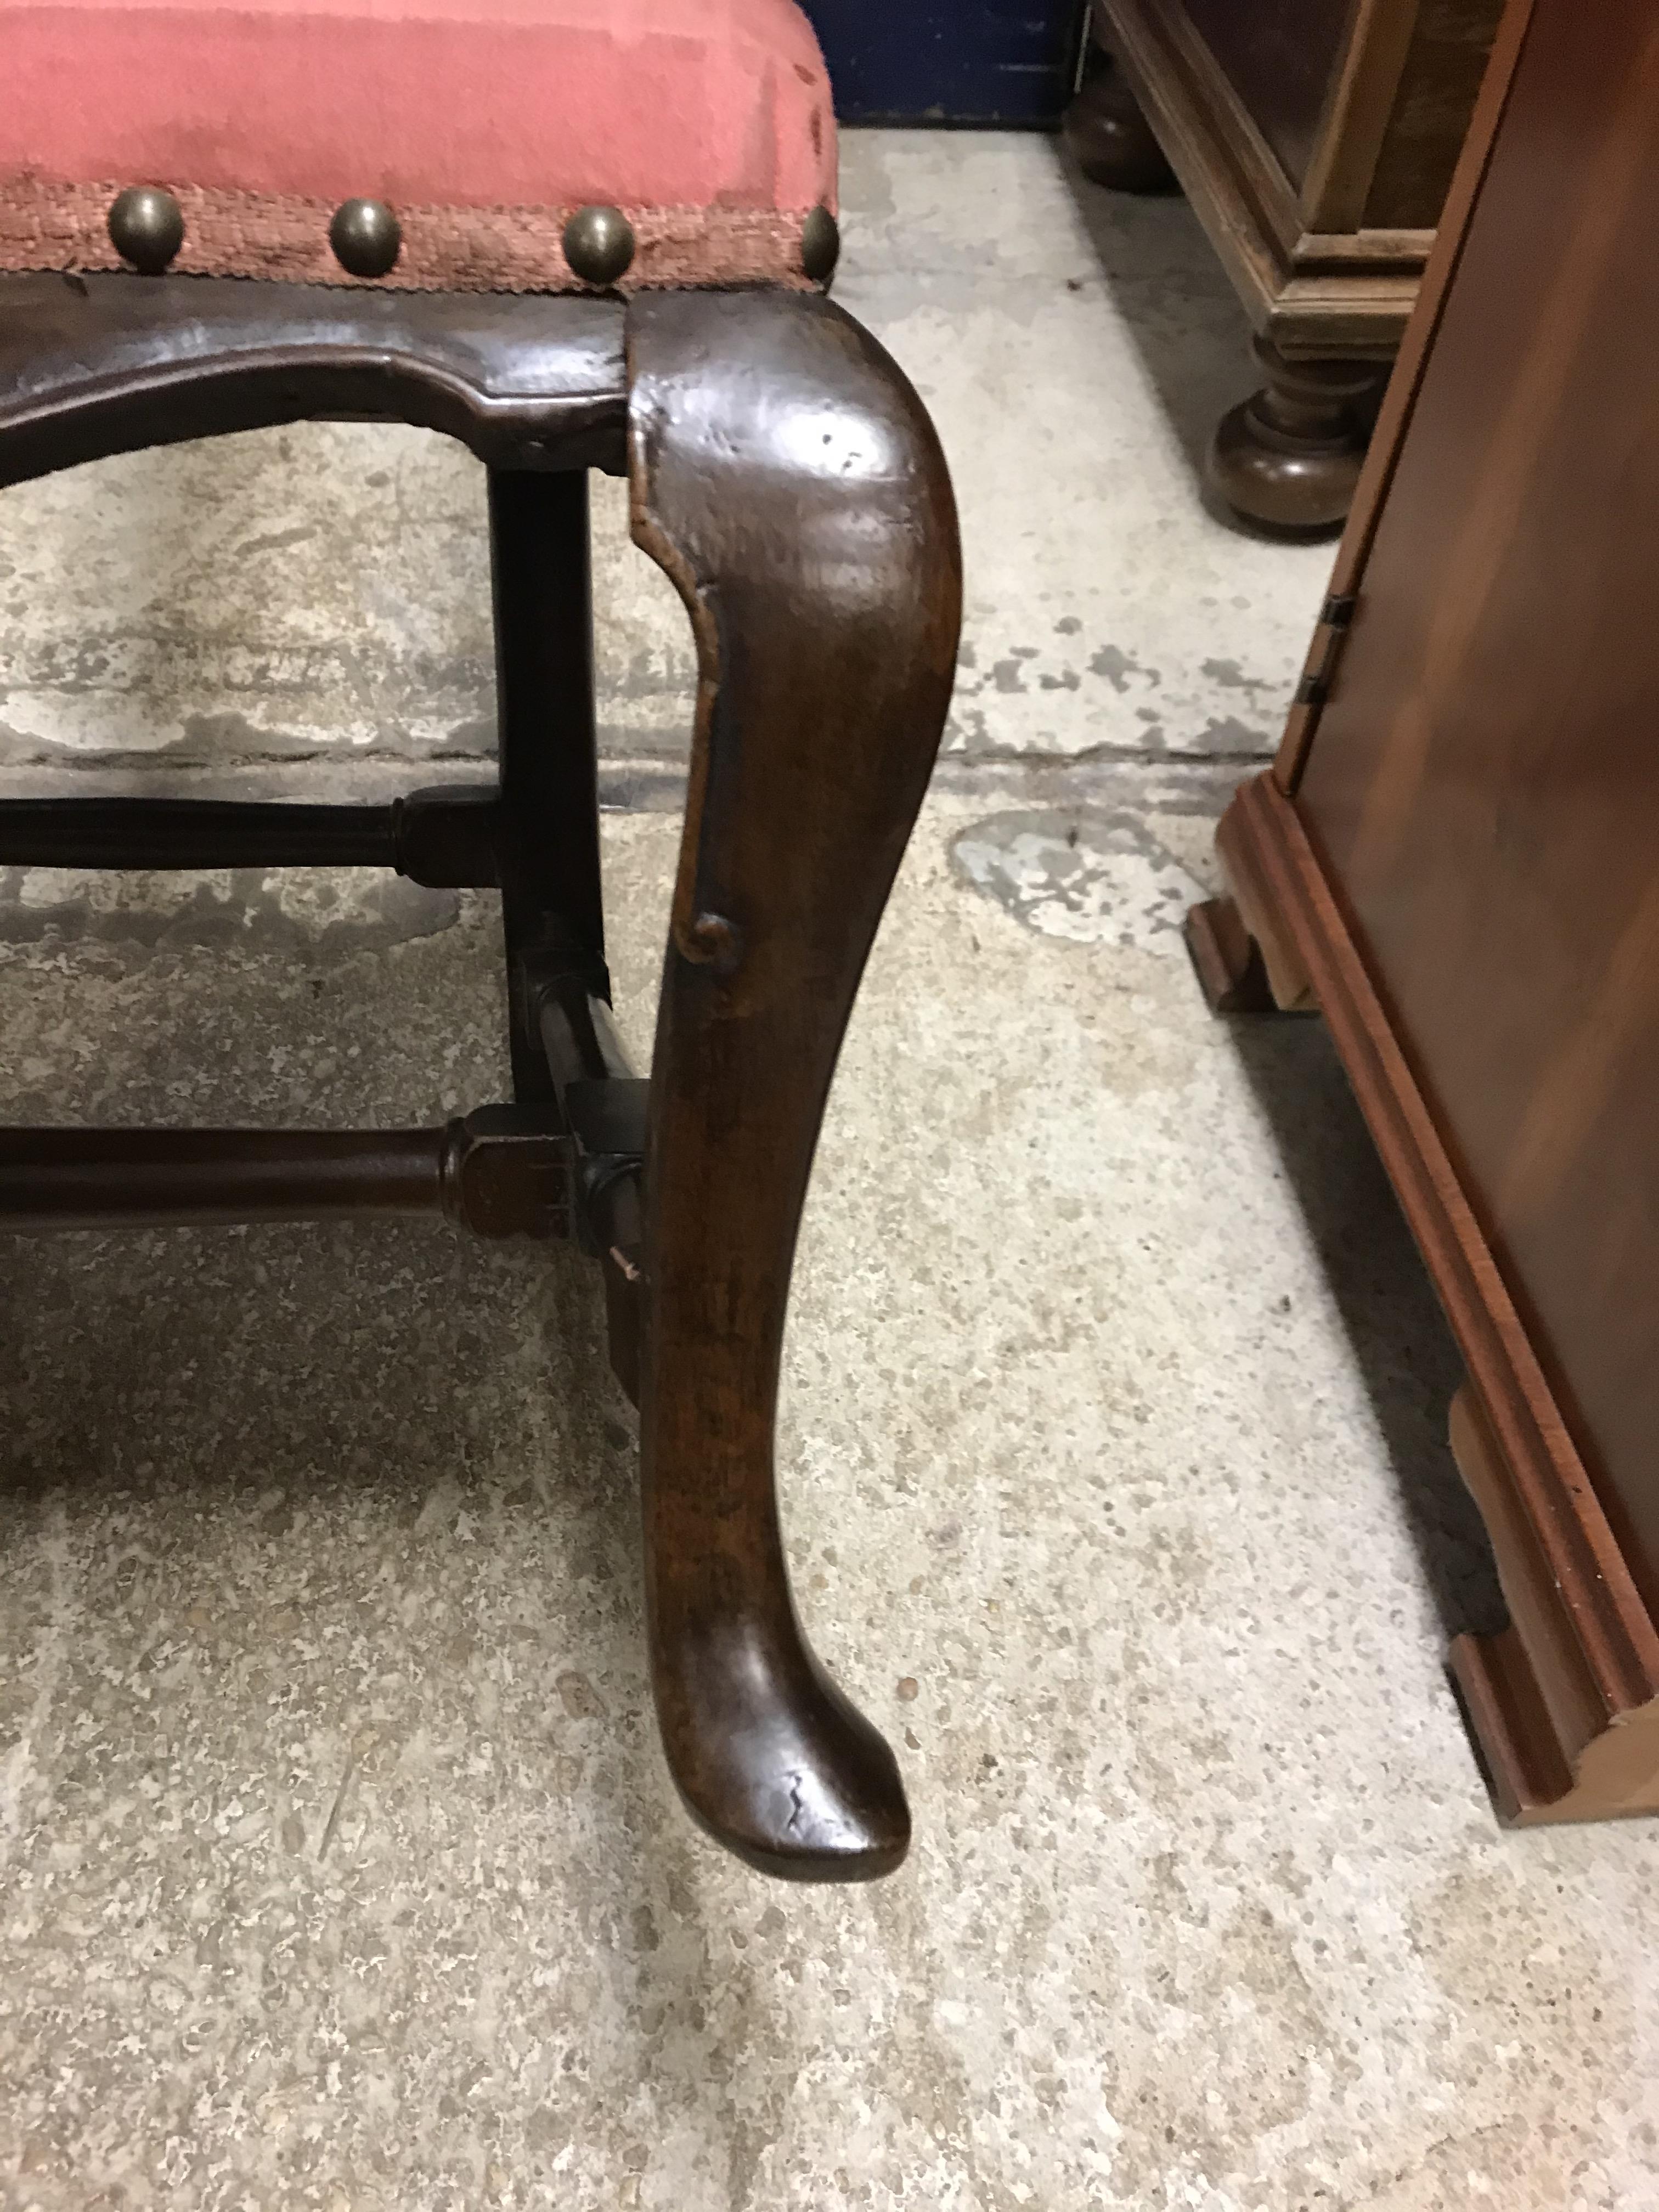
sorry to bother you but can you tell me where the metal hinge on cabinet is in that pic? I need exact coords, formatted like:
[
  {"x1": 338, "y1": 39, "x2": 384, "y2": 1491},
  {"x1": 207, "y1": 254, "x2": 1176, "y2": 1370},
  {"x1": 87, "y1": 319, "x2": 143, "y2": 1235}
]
[{"x1": 1295, "y1": 592, "x2": 1360, "y2": 710}]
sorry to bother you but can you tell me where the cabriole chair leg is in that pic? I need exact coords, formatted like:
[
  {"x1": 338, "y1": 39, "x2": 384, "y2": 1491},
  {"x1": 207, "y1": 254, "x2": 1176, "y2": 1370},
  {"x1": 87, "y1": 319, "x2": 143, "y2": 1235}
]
[{"x1": 626, "y1": 291, "x2": 962, "y2": 1880}]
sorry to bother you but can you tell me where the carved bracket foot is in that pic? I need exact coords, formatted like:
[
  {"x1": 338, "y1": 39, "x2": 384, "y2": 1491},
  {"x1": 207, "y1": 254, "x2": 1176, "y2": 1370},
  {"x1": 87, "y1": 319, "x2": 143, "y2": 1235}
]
[
  {"x1": 1448, "y1": 1387, "x2": 1659, "y2": 1823},
  {"x1": 1183, "y1": 896, "x2": 1277, "y2": 1014}
]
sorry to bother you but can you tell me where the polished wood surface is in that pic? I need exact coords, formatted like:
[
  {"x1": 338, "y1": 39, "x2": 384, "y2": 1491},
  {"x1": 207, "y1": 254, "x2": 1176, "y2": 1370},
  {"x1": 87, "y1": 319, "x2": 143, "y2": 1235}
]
[
  {"x1": 0, "y1": 273, "x2": 628, "y2": 486},
  {"x1": 1205, "y1": 336, "x2": 1375, "y2": 529},
  {"x1": 1295, "y1": 0, "x2": 1659, "y2": 1605},
  {"x1": 1198, "y1": 0, "x2": 1659, "y2": 1823},
  {"x1": 0, "y1": 1111, "x2": 575, "y2": 1240},
  {"x1": 0, "y1": 1125, "x2": 452, "y2": 1229},
  {"x1": 628, "y1": 292, "x2": 960, "y2": 1879}
]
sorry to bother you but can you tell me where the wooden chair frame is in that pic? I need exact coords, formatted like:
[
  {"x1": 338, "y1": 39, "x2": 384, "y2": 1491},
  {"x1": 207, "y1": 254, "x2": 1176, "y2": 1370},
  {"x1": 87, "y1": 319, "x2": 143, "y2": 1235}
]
[{"x1": 0, "y1": 272, "x2": 962, "y2": 1881}]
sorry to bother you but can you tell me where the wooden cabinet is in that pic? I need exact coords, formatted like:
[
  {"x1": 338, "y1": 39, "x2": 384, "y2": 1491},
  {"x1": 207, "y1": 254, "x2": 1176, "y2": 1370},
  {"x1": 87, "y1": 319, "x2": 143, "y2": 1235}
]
[
  {"x1": 1188, "y1": 0, "x2": 1659, "y2": 1821},
  {"x1": 1068, "y1": 0, "x2": 1501, "y2": 527}
]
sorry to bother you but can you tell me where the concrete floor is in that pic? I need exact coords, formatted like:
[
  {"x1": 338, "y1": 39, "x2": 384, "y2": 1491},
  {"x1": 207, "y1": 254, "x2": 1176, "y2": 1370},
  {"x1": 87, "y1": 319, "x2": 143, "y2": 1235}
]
[{"x1": 3, "y1": 134, "x2": 1657, "y2": 2211}]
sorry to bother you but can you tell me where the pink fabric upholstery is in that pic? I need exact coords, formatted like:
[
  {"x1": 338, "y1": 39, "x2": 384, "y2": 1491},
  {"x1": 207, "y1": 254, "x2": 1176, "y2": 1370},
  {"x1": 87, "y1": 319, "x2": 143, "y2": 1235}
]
[{"x1": 0, "y1": 0, "x2": 836, "y2": 289}]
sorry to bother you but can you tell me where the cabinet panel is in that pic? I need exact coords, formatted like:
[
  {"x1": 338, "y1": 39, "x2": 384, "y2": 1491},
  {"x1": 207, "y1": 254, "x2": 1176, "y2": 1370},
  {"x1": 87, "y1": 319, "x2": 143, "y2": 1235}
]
[
  {"x1": 1364, "y1": 0, "x2": 1506, "y2": 225},
  {"x1": 1180, "y1": 0, "x2": 1351, "y2": 187},
  {"x1": 1297, "y1": 0, "x2": 1659, "y2": 1594}
]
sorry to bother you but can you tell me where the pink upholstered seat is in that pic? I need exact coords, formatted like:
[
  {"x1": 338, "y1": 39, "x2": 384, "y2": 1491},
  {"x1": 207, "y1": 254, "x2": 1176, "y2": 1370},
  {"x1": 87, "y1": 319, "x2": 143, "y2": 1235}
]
[{"x1": 0, "y1": 0, "x2": 836, "y2": 289}]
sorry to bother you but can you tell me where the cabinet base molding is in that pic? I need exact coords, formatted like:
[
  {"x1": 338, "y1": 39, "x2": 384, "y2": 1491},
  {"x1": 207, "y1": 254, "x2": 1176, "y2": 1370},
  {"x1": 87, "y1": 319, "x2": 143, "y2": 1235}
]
[
  {"x1": 1198, "y1": 771, "x2": 1659, "y2": 1827},
  {"x1": 1448, "y1": 1387, "x2": 1659, "y2": 1823}
]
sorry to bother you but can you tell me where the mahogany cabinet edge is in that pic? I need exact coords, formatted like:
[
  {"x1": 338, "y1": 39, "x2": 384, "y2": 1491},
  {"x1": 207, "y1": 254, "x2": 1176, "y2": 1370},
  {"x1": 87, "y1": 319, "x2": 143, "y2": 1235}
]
[{"x1": 1194, "y1": 769, "x2": 1659, "y2": 1826}]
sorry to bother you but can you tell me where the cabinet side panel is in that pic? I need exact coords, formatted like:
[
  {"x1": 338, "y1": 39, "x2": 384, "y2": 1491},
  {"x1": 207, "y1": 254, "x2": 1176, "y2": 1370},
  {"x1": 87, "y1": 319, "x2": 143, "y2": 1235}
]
[{"x1": 1297, "y1": 0, "x2": 1659, "y2": 1601}]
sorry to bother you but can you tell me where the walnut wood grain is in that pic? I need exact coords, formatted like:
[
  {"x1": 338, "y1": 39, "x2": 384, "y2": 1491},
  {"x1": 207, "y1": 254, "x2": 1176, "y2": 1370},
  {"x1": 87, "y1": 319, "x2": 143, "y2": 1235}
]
[
  {"x1": 0, "y1": 272, "x2": 628, "y2": 487},
  {"x1": 0, "y1": 268, "x2": 959, "y2": 1877},
  {"x1": 627, "y1": 292, "x2": 961, "y2": 1880}
]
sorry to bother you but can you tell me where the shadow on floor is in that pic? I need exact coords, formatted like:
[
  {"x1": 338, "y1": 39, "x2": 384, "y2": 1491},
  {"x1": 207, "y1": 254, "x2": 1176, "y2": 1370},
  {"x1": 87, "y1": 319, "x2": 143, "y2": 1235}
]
[
  {"x1": 1052, "y1": 137, "x2": 1354, "y2": 545},
  {"x1": 0, "y1": 1214, "x2": 663, "y2": 1885},
  {"x1": 1051, "y1": 134, "x2": 1255, "y2": 489},
  {"x1": 1223, "y1": 1007, "x2": 1508, "y2": 1643}
]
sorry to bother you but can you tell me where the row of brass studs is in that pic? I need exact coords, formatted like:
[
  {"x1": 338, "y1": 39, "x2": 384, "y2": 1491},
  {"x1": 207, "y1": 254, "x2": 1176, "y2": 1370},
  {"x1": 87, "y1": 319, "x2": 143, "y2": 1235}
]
[{"x1": 106, "y1": 188, "x2": 840, "y2": 285}]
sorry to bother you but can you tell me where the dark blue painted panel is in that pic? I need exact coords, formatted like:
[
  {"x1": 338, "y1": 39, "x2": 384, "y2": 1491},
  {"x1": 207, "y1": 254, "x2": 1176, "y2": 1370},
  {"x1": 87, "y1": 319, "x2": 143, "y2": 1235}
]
[{"x1": 799, "y1": 1, "x2": 1085, "y2": 125}]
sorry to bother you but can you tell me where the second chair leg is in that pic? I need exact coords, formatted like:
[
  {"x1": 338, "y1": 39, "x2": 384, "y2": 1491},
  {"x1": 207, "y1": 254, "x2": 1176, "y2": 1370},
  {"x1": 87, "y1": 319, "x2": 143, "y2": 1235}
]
[
  {"x1": 627, "y1": 292, "x2": 962, "y2": 1880},
  {"x1": 489, "y1": 466, "x2": 606, "y2": 1102}
]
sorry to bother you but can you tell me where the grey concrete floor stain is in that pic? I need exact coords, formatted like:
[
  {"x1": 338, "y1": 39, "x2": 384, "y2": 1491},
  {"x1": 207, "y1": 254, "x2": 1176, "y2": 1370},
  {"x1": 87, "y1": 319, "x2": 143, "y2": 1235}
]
[
  {"x1": 950, "y1": 807, "x2": 1203, "y2": 949},
  {"x1": 1, "y1": 129, "x2": 1656, "y2": 2212}
]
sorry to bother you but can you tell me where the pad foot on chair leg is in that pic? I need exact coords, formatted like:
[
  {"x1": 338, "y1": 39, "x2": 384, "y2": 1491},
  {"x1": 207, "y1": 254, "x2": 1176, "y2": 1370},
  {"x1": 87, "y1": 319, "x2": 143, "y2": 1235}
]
[{"x1": 660, "y1": 1605, "x2": 911, "y2": 1881}]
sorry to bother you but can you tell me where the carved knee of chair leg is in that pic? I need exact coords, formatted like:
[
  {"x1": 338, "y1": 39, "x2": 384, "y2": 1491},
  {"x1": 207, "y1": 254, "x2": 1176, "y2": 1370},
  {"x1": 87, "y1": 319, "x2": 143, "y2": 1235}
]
[{"x1": 627, "y1": 291, "x2": 961, "y2": 1880}]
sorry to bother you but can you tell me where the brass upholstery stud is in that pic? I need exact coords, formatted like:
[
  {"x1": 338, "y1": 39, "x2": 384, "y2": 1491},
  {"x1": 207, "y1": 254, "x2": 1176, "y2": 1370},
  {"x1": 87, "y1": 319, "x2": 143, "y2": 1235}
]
[
  {"x1": 801, "y1": 205, "x2": 839, "y2": 284},
  {"x1": 329, "y1": 198, "x2": 403, "y2": 279},
  {"x1": 563, "y1": 205, "x2": 635, "y2": 286},
  {"x1": 107, "y1": 187, "x2": 184, "y2": 274}
]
